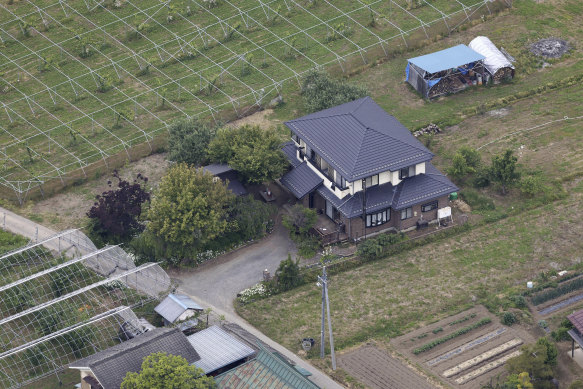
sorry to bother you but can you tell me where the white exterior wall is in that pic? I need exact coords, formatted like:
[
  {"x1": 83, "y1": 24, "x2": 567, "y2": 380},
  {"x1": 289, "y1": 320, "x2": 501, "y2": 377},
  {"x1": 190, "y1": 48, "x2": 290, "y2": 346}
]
[
  {"x1": 391, "y1": 171, "x2": 401, "y2": 186},
  {"x1": 379, "y1": 171, "x2": 391, "y2": 185},
  {"x1": 305, "y1": 162, "x2": 350, "y2": 199},
  {"x1": 416, "y1": 162, "x2": 426, "y2": 175}
]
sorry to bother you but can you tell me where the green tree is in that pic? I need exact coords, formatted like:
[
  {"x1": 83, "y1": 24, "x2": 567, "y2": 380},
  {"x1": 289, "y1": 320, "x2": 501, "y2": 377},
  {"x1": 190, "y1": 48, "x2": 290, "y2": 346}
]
[
  {"x1": 167, "y1": 118, "x2": 218, "y2": 167},
  {"x1": 274, "y1": 254, "x2": 302, "y2": 292},
  {"x1": 121, "y1": 352, "x2": 216, "y2": 389},
  {"x1": 459, "y1": 146, "x2": 481, "y2": 169},
  {"x1": 448, "y1": 152, "x2": 474, "y2": 181},
  {"x1": 490, "y1": 149, "x2": 520, "y2": 195},
  {"x1": 146, "y1": 164, "x2": 233, "y2": 260},
  {"x1": 301, "y1": 69, "x2": 368, "y2": 113},
  {"x1": 207, "y1": 125, "x2": 287, "y2": 184},
  {"x1": 569, "y1": 380, "x2": 583, "y2": 389},
  {"x1": 226, "y1": 195, "x2": 274, "y2": 241},
  {"x1": 282, "y1": 204, "x2": 317, "y2": 236},
  {"x1": 506, "y1": 337, "x2": 557, "y2": 389}
]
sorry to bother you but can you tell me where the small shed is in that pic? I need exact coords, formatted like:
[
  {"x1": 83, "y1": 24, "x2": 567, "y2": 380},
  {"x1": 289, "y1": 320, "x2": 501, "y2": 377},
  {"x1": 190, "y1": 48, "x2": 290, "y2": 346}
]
[
  {"x1": 202, "y1": 163, "x2": 248, "y2": 196},
  {"x1": 187, "y1": 326, "x2": 255, "y2": 375},
  {"x1": 406, "y1": 44, "x2": 485, "y2": 99},
  {"x1": 154, "y1": 294, "x2": 204, "y2": 326},
  {"x1": 568, "y1": 309, "x2": 583, "y2": 360},
  {"x1": 469, "y1": 36, "x2": 515, "y2": 83}
]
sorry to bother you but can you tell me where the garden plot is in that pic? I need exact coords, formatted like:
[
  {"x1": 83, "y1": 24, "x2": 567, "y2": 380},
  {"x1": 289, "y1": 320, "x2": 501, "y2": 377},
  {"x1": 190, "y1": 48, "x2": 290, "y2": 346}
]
[
  {"x1": 529, "y1": 275, "x2": 583, "y2": 317},
  {"x1": 337, "y1": 345, "x2": 437, "y2": 389},
  {"x1": 391, "y1": 305, "x2": 534, "y2": 387}
]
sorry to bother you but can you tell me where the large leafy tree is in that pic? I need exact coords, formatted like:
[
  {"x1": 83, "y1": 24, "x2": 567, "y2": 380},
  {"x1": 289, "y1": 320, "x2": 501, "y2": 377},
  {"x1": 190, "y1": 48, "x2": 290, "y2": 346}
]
[
  {"x1": 490, "y1": 149, "x2": 520, "y2": 195},
  {"x1": 121, "y1": 352, "x2": 216, "y2": 389},
  {"x1": 146, "y1": 163, "x2": 233, "y2": 258},
  {"x1": 282, "y1": 204, "x2": 317, "y2": 236},
  {"x1": 167, "y1": 118, "x2": 218, "y2": 166},
  {"x1": 226, "y1": 195, "x2": 274, "y2": 241},
  {"x1": 87, "y1": 171, "x2": 150, "y2": 245},
  {"x1": 207, "y1": 125, "x2": 287, "y2": 184},
  {"x1": 506, "y1": 337, "x2": 557, "y2": 389},
  {"x1": 301, "y1": 69, "x2": 368, "y2": 113}
]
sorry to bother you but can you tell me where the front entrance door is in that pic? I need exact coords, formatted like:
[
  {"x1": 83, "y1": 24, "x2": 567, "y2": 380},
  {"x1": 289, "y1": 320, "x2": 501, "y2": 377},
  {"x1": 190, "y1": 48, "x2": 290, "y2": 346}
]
[{"x1": 325, "y1": 200, "x2": 333, "y2": 219}]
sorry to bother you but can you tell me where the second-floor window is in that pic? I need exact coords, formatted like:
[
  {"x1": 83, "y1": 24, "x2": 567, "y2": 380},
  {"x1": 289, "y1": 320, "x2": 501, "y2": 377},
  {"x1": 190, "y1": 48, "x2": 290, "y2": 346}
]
[
  {"x1": 291, "y1": 132, "x2": 300, "y2": 144},
  {"x1": 334, "y1": 173, "x2": 347, "y2": 189},
  {"x1": 364, "y1": 174, "x2": 379, "y2": 188},
  {"x1": 399, "y1": 166, "x2": 416, "y2": 180}
]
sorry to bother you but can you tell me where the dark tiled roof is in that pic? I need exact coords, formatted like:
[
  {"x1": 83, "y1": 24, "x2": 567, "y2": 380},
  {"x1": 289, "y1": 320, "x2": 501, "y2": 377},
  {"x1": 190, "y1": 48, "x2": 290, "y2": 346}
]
[
  {"x1": 280, "y1": 162, "x2": 323, "y2": 199},
  {"x1": 215, "y1": 344, "x2": 320, "y2": 389},
  {"x1": 282, "y1": 141, "x2": 302, "y2": 168},
  {"x1": 69, "y1": 328, "x2": 200, "y2": 389},
  {"x1": 203, "y1": 163, "x2": 233, "y2": 176},
  {"x1": 569, "y1": 309, "x2": 583, "y2": 334},
  {"x1": 316, "y1": 163, "x2": 457, "y2": 217},
  {"x1": 392, "y1": 163, "x2": 458, "y2": 210},
  {"x1": 284, "y1": 97, "x2": 433, "y2": 181}
]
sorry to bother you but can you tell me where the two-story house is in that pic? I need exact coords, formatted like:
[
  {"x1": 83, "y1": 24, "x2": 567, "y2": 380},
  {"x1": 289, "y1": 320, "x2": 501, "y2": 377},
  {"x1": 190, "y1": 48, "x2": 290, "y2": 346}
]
[{"x1": 280, "y1": 97, "x2": 458, "y2": 241}]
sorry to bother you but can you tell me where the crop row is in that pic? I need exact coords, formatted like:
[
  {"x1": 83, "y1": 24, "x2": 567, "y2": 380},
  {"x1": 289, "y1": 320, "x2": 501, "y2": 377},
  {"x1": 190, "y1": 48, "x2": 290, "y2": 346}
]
[
  {"x1": 531, "y1": 277, "x2": 583, "y2": 306},
  {"x1": 413, "y1": 318, "x2": 492, "y2": 355}
]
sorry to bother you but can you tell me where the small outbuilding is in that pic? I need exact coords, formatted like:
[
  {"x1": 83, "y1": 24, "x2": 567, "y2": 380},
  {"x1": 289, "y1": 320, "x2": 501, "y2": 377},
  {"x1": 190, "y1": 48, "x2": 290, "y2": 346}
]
[
  {"x1": 202, "y1": 163, "x2": 248, "y2": 196},
  {"x1": 154, "y1": 293, "x2": 204, "y2": 326},
  {"x1": 406, "y1": 44, "x2": 485, "y2": 99},
  {"x1": 469, "y1": 36, "x2": 515, "y2": 83}
]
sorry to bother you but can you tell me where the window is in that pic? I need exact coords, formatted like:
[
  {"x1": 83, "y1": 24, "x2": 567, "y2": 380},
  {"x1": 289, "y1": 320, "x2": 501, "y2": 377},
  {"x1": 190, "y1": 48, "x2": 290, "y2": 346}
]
[
  {"x1": 366, "y1": 208, "x2": 390, "y2": 227},
  {"x1": 421, "y1": 201, "x2": 438, "y2": 212},
  {"x1": 364, "y1": 174, "x2": 379, "y2": 188},
  {"x1": 400, "y1": 207, "x2": 413, "y2": 220},
  {"x1": 291, "y1": 132, "x2": 300, "y2": 144},
  {"x1": 399, "y1": 166, "x2": 416, "y2": 180},
  {"x1": 334, "y1": 173, "x2": 347, "y2": 189}
]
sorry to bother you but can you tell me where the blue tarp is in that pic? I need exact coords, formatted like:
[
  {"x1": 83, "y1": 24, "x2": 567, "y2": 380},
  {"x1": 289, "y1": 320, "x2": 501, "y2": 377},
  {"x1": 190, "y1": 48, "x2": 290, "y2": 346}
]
[
  {"x1": 407, "y1": 44, "x2": 485, "y2": 74},
  {"x1": 405, "y1": 63, "x2": 410, "y2": 81},
  {"x1": 427, "y1": 78, "x2": 441, "y2": 88}
]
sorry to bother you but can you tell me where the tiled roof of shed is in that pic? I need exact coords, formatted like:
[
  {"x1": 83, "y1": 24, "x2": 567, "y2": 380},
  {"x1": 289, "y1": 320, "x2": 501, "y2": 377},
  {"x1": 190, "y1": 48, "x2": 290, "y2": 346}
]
[
  {"x1": 69, "y1": 328, "x2": 199, "y2": 389},
  {"x1": 284, "y1": 97, "x2": 433, "y2": 181},
  {"x1": 569, "y1": 309, "x2": 583, "y2": 334},
  {"x1": 215, "y1": 344, "x2": 320, "y2": 389},
  {"x1": 280, "y1": 162, "x2": 323, "y2": 199},
  {"x1": 187, "y1": 326, "x2": 255, "y2": 374}
]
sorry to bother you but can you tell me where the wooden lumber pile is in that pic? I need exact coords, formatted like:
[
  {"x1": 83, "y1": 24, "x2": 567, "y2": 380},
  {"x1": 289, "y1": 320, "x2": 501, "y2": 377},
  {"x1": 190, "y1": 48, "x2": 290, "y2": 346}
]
[
  {"x1": 492, "y1": 67, "x2": 513, "y2": 83},
  {"x1": 428, "y1": 76, "x2": 464, "y2": 98},
  {"x1": 413, "y1": 123, "x2": 441, "y2": 137}
]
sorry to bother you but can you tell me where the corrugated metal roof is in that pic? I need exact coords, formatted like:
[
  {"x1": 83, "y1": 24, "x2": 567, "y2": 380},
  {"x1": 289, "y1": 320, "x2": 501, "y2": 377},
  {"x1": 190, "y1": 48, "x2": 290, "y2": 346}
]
[
  {"x1": 408, "y1": 44, "x2": 485, "y2": 74},
  {"x1": 284, "y1": 97, "x2": 433, "y2": 181},
  {"x1": 215, "y1": 344, "x2": 320, "y2": 389},
  {"x1": 154, "y1": 294, "x2": 203, "y2": 323},
  {"x1": 69, "y1": 328, "x2": 200, "y2": 389},
  {"x1": 187, "y1": 326, "x2": 255, "y2": 374},
  {"x1": 280, "y1": 162, "x2": 323, "y2": 199}
]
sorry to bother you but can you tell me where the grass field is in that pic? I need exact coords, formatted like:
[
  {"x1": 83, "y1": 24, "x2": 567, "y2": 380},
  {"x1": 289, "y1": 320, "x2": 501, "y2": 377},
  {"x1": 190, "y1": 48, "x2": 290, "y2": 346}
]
[{"x1": 0, "y1": 0, "x2": 500, "y2": 200}]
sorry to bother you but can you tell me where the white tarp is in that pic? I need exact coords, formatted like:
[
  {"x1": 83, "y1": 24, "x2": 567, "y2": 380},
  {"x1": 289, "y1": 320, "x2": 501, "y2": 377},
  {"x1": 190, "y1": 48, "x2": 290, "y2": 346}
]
[{"x1": 469, "y1": 36, "x2": 514, "y2": 76}]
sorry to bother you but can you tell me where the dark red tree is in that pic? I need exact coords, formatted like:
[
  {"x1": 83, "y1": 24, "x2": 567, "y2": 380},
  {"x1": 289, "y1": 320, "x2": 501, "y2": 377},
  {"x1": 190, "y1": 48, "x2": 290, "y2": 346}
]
[{"x1": 87, "y1": 171, "x2": 150, "y2": 245}]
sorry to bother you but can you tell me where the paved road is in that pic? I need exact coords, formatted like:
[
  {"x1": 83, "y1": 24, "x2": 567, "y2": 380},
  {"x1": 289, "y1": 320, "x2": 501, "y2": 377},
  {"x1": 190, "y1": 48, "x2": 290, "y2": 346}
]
[
  {"x1": 0, "y1": 206, "x2": 344, "y2": 388},
  {"x1": 172, "y1": 221, "x2": 297, "y2": 315}
]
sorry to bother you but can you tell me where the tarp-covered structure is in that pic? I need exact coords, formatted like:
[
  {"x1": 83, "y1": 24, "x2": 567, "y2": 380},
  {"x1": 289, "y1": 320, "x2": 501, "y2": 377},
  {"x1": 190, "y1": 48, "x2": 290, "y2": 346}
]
[
  {"x1": 469, "y1": 36, "x2": 515, "y2": 83},
  {"x1": 406, "y1": 44, "x2": 485, "y2": 98}
]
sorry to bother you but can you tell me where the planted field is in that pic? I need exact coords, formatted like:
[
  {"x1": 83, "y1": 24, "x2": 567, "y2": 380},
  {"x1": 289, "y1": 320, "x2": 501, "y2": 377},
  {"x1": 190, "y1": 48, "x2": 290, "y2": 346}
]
[{"x1": 0, "y1": 0, "x2": 500, "y2": 200}]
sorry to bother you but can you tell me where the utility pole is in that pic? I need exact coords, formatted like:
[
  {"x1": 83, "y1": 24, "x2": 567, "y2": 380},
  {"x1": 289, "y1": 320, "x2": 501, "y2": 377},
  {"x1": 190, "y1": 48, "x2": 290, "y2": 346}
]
[{"x1": 317, "y1": 266, "x2": 336, "y2": 370}]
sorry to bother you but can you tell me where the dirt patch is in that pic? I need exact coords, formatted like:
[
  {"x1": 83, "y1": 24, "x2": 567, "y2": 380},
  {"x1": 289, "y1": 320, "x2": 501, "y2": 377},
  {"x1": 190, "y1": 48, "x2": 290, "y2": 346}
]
[
  {"x1": 530, "y1": 38, "x2": 570, "y2": 58},
  {"x1": 453, "y1": 199, "x2": 471, "y2": 213},
  {"x1": 338, "y1": 344, "x2": 439, "y2": 389},
  {"x1": 391, "y1": 306, "x2": 536, "y2": 388},
  {"x1": 487, "y1": 108, "x2": 510, "y2": 118},
  {"x1": 25, "y1": 153, "x2": 169, "y2": 230},
  {"x1": 225, "y1": 109, "x2": 279, "y2": 129}
]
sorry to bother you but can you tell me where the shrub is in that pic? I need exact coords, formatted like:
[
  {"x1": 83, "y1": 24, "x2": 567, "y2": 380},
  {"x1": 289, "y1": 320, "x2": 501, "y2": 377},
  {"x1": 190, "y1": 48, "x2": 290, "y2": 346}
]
[
  {"x1": 413, "y1": 318, "x2": 491, "y2": 354},
  {"x1": 167, "y1": 118, "x2": 218, "y2": 166},
  {"x1": 510, "y1": 295, "x2": 527, "y2": 309},
  {"x1": 301, "y1": 69, "x2": 368, "y2": 113},
  {"x1": 356, "y1": 233, "x2": 405, "y2": 261},
  {"x1": 501, "y1": 311, "x2": 517, "y2": 326},
  {"x1": 274, "y1": 254, "x2": 302, "y2": 292},
  {"x1": 282, "y1": 205, "x2": 317, "y2": 236},
  {"x1": 237, "y1": 282, "x2": 271, "y2": 304},
  {"x1": 519, "y1": 174, "x2": 548, "y2": 197},
  {"x1": 460, "y1": 189, "x2": 495, "y2": 211}
]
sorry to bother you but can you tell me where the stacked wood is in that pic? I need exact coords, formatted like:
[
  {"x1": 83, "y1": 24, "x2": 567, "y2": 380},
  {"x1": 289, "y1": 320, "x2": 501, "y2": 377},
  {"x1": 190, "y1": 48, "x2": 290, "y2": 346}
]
[
  {"x1": 492, "y1": 67, "x2": 513, "y2": 83},
  {"x1": 428, "y1": 76, "x2": 464, "y2": 98},
  {"x1": 413, "y1": 123, "x2": 441, "y2": 137}
]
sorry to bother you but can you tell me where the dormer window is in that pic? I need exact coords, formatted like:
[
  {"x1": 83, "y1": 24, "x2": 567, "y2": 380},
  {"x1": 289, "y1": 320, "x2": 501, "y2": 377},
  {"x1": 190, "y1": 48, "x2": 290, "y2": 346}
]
[
  {"x1": 399, "y1": 166, "x2": 416, "y2": 180},
  {"x1": 364, "y1": 174, "x2": 379, "y2": 187}
]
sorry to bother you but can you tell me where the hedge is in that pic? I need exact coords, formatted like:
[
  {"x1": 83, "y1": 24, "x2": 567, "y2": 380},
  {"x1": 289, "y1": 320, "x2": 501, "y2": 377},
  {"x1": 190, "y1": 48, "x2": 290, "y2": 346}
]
[
  {"x1": 531, "y1": 277, "x2": 583, "y2": 306},
  {"x1": 413, "y1": 318, "x2": 492, "y2": 354}
]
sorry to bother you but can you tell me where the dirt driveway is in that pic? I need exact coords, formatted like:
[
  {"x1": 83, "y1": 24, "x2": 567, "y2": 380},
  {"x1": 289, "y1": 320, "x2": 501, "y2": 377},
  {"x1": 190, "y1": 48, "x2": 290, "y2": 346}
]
[{"x1": 169, "y1": 220, "x2": 297, "y2": 315}]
